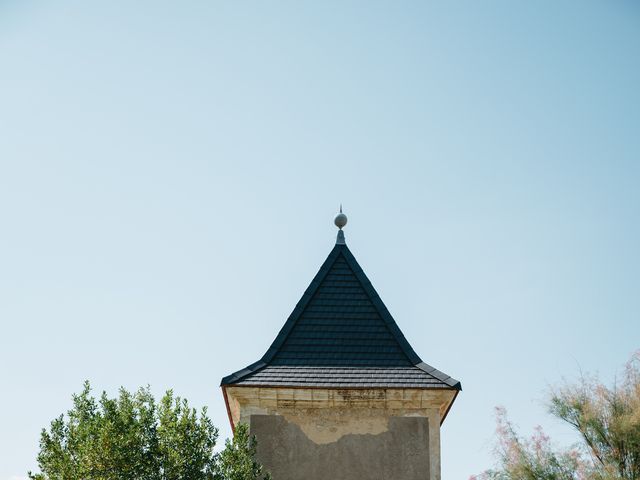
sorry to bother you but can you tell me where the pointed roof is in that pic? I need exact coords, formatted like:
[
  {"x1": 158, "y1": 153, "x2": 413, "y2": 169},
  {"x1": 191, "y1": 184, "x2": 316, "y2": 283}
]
[{"x1": 221, "y1": 230, "x2": 460, "y2": 390}]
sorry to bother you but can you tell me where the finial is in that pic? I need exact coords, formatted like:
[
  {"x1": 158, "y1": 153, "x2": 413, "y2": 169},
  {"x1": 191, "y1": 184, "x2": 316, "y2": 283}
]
[
  {"x1": 334, "y1": 206, "x2": 347, "y2": 230},
  {"x1": 334, "y1": 206, "x2": 347, "y2": 245}
]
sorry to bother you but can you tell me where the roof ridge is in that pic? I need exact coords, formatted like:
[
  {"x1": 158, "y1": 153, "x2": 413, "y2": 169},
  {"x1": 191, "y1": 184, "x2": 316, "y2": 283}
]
[
  {"x1": 338, "y1": 245, "x2": 422, "y2": 366},
  {"x1": 337, "y1": 246, "x2": 461, "y2": 390},
  {"x1": 260, "y1": 244, "x2": 343, "y2": 364},
  {"x1": 220, "y1": 244, "x2": 343, "y2": 386}
]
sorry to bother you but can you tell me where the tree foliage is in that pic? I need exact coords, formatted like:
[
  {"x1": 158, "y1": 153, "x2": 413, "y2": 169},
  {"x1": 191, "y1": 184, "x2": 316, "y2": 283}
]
[
  {"x1": 473, "y1": 406, "x2": 589, "y2": 480},
  {"x1": 215, "y1": 423, "x2": 271, "y2": 480},
  {"x1": 475, "y1": 352, "x2": 640, "y2": 480},
  {"x1": 29, "y1": 382, "x2": 270, "y2": 480}
]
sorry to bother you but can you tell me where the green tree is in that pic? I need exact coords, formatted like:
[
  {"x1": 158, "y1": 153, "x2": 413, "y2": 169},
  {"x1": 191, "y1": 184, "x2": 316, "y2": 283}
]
[
  {"x1": 29, "y1": 382, "x2": 270, "y2": 480},
  {"x1": 475, "y1": 352, "x2": 640, "y2": 480},
  {"x1": 215, "y1": 423, "x2": 271, "y2": 480}
]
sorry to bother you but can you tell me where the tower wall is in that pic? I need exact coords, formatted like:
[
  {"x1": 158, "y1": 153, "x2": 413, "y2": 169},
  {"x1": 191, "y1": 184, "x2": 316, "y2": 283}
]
[{"x1": 224, "y1": 387, "x2": 456, "y2": 480}]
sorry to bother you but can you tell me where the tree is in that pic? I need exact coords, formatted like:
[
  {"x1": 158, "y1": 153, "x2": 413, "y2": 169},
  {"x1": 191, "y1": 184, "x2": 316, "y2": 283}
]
[
  {"x1": 29, "y1": 382, "x2": 270, "y2": 480},
  {"x1": 475, "y1": 352, "x2": 640, "y2": 480},
  {"x1": 548, "y1": 352, "x2": 640, "y2": 480},
  {"x1": 215, "y1": 423, "x2": 271, "y2": 480},
  {"x1": 472, "y1": 406, "x2": 590, "y2": 480}
]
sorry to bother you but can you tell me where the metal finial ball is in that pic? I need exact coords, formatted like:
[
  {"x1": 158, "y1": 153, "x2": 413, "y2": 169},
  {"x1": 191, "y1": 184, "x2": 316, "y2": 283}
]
[{"x1": 334, "y1": 211, "x2": 348, "y2": 229}]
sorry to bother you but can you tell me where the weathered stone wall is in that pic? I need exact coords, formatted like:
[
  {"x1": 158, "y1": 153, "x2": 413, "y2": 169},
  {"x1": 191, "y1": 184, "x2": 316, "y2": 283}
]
[
  {"x1": 224, "y1": 387, "x2": 456, "y2": 480},
  {"x1": 250, "y1": 413, "x2": 430, "y2": 480}
]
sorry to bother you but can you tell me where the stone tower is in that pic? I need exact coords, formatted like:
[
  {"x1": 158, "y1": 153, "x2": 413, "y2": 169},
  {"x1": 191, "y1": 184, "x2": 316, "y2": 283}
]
[{"x1": 221, "y1": 211, "x2": 460, "y2": 480}]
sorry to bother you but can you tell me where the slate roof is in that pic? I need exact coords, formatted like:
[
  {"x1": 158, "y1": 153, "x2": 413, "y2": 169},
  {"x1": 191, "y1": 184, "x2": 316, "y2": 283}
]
[{"x1": 221, "y1": 233, "x2": 461, "y2": 390}]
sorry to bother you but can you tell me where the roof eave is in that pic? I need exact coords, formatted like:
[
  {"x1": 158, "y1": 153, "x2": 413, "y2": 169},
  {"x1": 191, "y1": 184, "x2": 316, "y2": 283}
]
[
  {"x1": 222, "y1": 383, "x2": 460, "y2": 390},
  {"x1": 415, "y1": 362, "x2": 462, "y2": 390},
  {"x1": 220, "y1": 360, "x2": 268, "y2": 386}
]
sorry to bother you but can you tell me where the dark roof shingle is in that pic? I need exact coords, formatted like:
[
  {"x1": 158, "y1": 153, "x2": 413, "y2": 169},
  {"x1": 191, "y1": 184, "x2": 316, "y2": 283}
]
[{"x1": 232, "y1": 366, "x2": 453, "y2": 388}]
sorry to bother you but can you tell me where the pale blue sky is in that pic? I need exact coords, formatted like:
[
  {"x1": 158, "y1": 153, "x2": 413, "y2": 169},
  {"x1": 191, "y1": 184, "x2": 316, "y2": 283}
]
[{"x1": 1, "y1": 1, "x2": 639, "y2": 479}]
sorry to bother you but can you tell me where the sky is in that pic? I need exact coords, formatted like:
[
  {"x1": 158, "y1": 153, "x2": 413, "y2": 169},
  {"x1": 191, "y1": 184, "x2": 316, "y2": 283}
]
[{"x1": 0, "y1": 1, "x2": 639, "y2": 478}]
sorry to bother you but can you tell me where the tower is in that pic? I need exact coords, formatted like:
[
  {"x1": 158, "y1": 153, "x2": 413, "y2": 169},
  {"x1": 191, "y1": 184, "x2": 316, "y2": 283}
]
[{"x1": 221, "y1": 210, "x2": 460, "y2": 480}]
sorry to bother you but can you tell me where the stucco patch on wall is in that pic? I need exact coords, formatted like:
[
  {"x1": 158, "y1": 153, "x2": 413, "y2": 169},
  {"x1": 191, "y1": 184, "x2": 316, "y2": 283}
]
[{"x1": 280, "y1": 407, "x2": 390, "y2": 444}]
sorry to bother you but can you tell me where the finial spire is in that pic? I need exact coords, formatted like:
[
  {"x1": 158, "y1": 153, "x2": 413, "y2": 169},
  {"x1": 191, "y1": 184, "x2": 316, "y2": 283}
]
[{"x1": 334, "y1": 206, "x2": 347, "y2": 245}]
